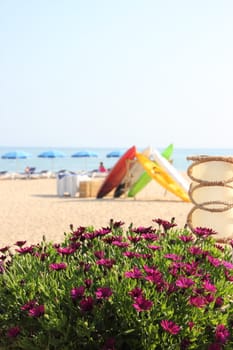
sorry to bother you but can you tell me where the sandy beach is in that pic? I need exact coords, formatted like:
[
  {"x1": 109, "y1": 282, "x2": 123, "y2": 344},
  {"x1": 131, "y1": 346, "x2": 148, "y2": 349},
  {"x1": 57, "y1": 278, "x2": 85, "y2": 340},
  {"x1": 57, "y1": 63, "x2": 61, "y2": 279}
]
[{"x1": 0, "y1": 175, "x2": 194, "y2": 246}]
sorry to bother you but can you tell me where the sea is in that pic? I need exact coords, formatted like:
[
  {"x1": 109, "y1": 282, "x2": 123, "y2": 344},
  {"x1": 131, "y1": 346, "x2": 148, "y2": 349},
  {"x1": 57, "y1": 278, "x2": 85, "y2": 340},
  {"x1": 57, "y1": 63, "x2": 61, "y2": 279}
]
[{"x1": 0, "y1": 146, "x2": 233, "y2": 174}]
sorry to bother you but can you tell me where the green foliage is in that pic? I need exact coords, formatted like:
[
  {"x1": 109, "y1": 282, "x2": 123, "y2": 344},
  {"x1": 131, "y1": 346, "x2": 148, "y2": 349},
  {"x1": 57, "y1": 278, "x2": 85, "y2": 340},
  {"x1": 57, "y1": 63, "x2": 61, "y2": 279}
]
[{"x1": 1, "y1": 219, "x2": 233, "y2": 349}]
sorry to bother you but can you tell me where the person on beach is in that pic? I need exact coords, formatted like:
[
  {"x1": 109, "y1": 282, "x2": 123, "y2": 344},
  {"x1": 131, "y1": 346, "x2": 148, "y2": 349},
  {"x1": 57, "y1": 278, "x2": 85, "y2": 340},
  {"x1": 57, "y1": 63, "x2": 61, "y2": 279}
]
[
  {"x1": 99, "y1": 161, "x2": 107, "y2": 172},
  {"x1": 25, "y1": 166, "x2": 30, "y2": 174}
]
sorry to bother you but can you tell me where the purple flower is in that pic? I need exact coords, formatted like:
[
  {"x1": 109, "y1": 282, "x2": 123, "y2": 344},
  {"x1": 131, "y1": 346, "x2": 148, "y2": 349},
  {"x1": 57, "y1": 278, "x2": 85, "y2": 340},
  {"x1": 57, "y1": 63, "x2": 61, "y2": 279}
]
[
  {"x1": 94, "y1": 250, "x2": 105, "y2": 259},
  {"x1": 164, "y1": 253, "x2": 182, "y2": 261},
  {"x1": 128, "y1": 287, "x2": 144, "y2": 299},
  {"x1": 189, "y1": 295, "x2": 207, "y2": 308},
  {"x1": 215, "y1": 324, "x2": 230, "y2": 344},
  {"x1": 28, "y1": 304, "x2": 45, "y2": 318},
  {"x1": 21, "y1": 300, "x2": 37, "y2": 311},
  {"x1": 207, "y1": 256, "x2": 222, "y2": 267},
  {"x1": 57, "y1": 247, "x2": 76, "y2": 255},
  {"x1": 144, "y1": 265, "x2": 163, "y2": 285},
  {"x1": 131, "y1": 226, "x2": 155, "y2": 234},
  {"x1": 14, "y1": 240, "x2": 26, "y2": 247},
  {"x1": 139, "y1": 253, "x2": 152, "y2": 259},
  {"x1": 179, "y1": 235, "x2": 193, "y2": 242},
  {"x1": 203, "y1": 281, "x2": 217, "y2": 293},
  {"x1": 133, "y1": 296, "x2": 153, "y2": 312},
  {"x1": 96, "y1": 258, "x2": 115, "y2": 269},
  {"x1": 188, "y1": 321, "x2": 195, "y2": 330},
  {"x1": 214, "y1": 296, "x2": 224, "y2": 308},
  {"x1": 84, "y1": 278, "x2": 93, "y2": 288},
  {"x1": 205, "y1": 293, "x2": 215, "y2": 303},
  {"x1": 94, "y1": 228, "x2": 112, "y2": 236},
  {"x1": 69, "y1": 241, "x2": 81, "y2": 249},
  {"x1": 123, "y1": 251, "x2": 138, "y2": 258},
  {"x1": 95, "y1": 287, "x2": 113, "y2": 299},
  {"x1": 70, "y1": 286, "x2": 85, "y2": 300},
  {"x1": 0, "y1": 246, "x2": 9, "y2": 253},
  {"x1": 176, "y1": 276, "x2": 195, "y2": 289},
  {"x1": 222, "y1": 260, "x2": 233, "y2": 270},
  {"x1": 112, "y1": 241, "x2": 129, "y2": 248},
  {"x1": 7, "y1": 326, "x2": 20, "y2": 338},
  {"x1": 125, "y1": 267, "x2": 143, "y2": 279},
  {"x1": 80, "y1": 262, "x2": 92, "y2": 272},
  {"x1": 183, "y1": 261, "x2": 199, "y2": 275},
  {"x1": 147, "y1": 244, "x2": 161, "y2": 251},
  {"x1": 49, "y1": 262, "x2": 67, "y2": 270},
  {"x1": 80, "y1": 296, "x2": 94, "y2": 312},
  {"x1": 214, "y1": 244, "x2": 225, "y2": 252},
  {"x1": 110, "y1": 220, "x2": 124, "y2": 228},
  {"x1": 16, "y1": 246, "x2": 34, "y2": 254},
  {"x1": 188, "y1": 246, "x2": 204, "y2": 255},
  {"x1": 160, "y1": 319, "x2": 181, "y2": 335},
  {"x1": 34, "y1": 252, "x2": 49, "y2": 261},
  {"x1": 128, "y1": 236, "x2": 141, "y2": 243},
  {"x1": 141, "y1": 233, "x2": 158, "y2": 241},
  {"x1": 193, "y1": 227, "x2": 217, "y2": 238},
  {"x1": 153, "y1": 218, "x2": 177, "y2": 231},
  {"x1": 83, "y1": 232, "x2": 97, "y2": 240},
  {"x1": 225, "y1": 270, "x2": 233, "y2": 281}
]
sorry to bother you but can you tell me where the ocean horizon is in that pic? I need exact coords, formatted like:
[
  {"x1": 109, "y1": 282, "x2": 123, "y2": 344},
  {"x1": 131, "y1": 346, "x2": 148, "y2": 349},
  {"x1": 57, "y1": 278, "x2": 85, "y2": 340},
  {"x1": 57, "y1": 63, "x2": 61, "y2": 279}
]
[{"x1": 0, "y1": 146, "x2": 233, "y2": 173}]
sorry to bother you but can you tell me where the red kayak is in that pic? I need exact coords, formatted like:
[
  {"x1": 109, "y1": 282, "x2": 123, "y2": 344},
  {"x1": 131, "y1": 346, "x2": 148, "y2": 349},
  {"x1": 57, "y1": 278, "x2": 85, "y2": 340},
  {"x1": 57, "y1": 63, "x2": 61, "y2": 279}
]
[{"x1": 96, "y1": 146, "x2": 136, "y2": 198}]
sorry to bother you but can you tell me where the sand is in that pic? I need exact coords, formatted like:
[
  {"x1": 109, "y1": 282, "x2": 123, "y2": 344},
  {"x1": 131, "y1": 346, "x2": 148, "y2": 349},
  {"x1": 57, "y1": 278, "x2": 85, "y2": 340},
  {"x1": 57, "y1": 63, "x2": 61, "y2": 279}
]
[{"x1": 0, "y1": 176, "x2": 194, "y2": 246}]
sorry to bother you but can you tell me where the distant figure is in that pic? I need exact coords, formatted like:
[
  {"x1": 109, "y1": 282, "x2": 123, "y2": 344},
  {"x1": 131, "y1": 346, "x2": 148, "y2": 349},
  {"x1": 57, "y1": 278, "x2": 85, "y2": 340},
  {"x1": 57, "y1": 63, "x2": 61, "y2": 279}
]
[
  {"x1": 99, "y1": 161, "x2": 107, "y2": 172},
  {"x1": 25, "y1": 166, "x2": 30, "y2": 174}
]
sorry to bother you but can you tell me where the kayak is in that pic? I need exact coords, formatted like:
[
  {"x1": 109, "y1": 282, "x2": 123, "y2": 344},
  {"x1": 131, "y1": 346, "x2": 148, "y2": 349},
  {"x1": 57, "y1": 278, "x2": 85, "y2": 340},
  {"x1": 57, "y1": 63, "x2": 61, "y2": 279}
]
[
  {"x1": 114, "y1": 146, "x2": 152, "y2": 198},
  {"x1": 96, "y1": 145, "x2": 136, "y2": 198},
  {"x1": 128, "y1": 144, "x2": 174, "y2": 197},
  {"x1": 135, "y1": 152, "x2": 190, "y2": 202}
]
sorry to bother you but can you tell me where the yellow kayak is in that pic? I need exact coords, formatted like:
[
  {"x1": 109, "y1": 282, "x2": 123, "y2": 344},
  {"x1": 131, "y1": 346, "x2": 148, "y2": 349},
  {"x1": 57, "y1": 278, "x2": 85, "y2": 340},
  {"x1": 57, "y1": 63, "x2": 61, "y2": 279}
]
[{"x1": 136, "y1": 152, "x2": 190, "y2": 202}]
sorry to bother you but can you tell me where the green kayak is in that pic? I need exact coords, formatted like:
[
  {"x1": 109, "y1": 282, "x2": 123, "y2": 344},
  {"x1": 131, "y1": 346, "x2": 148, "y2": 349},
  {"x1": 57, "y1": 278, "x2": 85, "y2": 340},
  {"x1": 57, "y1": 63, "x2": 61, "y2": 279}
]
[{"x1": 127, "y1": 144, "x2": 174, "y2": 197}]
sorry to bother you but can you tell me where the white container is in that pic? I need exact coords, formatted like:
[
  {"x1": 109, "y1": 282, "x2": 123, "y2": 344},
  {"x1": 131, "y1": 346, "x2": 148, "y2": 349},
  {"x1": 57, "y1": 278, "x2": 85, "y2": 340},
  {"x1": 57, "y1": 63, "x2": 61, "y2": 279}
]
[{"x1": 57, "y1": 174, "x2": 78, "y2": 197}]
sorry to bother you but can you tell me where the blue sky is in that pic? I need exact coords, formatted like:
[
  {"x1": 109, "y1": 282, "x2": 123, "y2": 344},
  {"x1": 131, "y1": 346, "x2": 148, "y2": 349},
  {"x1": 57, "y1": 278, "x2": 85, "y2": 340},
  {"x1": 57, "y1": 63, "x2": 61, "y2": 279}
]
[{"x1": 1, "y1": 0, "x2": 233, "y2": 148}]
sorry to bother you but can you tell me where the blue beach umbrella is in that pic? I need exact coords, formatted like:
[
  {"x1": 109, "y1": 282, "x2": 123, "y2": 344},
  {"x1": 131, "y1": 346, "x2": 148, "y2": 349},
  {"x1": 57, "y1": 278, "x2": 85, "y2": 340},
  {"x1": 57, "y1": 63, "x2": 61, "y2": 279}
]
[
  {"x1": 71, "y1": 150, "x2": 99, "y2": 170},
  {"x1": 38, "y1": 150, "x2": 66, "y2": 159},
  {"x1": 38, "y1": 150, "x2": 66, "y2": 171},
  {"x1": 106, "y1": 150, "x2": 124, "y2": 158},
  {"x1": 1, "y1": 150, "x2": 31, "y2": 159},
  {"x1": 1, "y1": 150, "x2": 32, "y2": 172},
  {"x1": 71, "y1": 150, "x2": 99, "y2": 158}
]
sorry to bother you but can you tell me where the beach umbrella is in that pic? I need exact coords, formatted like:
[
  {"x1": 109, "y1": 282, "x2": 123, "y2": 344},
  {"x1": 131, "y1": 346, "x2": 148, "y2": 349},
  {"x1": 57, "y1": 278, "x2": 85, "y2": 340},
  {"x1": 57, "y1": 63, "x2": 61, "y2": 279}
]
[
  {"x1": 106, "y1": 150, "x2": 124, "y2": 158},
  {"x1": 38, "y1": 150, "x2": 66, "y2": 171},
  {"x1": 1, "y1": 150, "x2": 32, "y2": 173},
  {"x1": 38, "y1": 150, "x2": 66, "y2": 159},
  {"x1": 1, "y1": 150, "x2": 31, "y2": 159},
  {"x1": 71, "y1": 150, "x2": 99, "y2": 158},
  {"x1": 71, "y1": 150, "x2": 99, "y2": 171}
]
